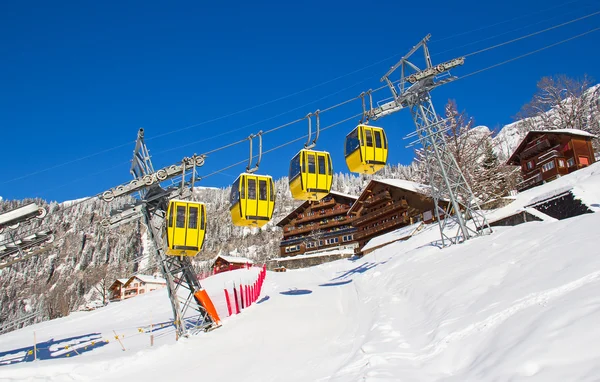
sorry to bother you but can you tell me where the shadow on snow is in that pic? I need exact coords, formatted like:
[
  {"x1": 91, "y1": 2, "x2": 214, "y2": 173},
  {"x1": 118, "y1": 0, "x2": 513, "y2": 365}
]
[{"x1": 0, "y1": 333, "x2": 108, "y2": 366}]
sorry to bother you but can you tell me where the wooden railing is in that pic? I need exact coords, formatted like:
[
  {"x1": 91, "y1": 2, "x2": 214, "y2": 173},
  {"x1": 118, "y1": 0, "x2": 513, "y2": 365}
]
[
  {"x1": 353, "y1": 215, "x2": 410, "y2": 240},
  {"x1": 353, "y1": 200, "x2": 408, "y2": 226},
  {"x1": 363, "y1": 191, "x2": 391, "y2": 208},
  {"x1": 285, "y1": 216, "x2": 356, "y2": 236},
  {"x1": 296, "y1": 206, "x2": 350, "y2": 224},
  {"x1": 521, "y1": 138, "x2": 551, "y2": 160}
]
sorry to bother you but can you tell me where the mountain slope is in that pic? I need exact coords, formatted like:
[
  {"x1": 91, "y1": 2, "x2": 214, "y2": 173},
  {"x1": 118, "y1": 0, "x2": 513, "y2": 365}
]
[{"x1": 1, "y1": 163, "x2": 599, "y2": 381}]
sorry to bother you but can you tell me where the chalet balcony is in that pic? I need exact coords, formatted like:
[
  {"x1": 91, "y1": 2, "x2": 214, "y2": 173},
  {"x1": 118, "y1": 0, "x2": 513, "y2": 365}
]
[
  {"x1": 280, "y1": 227, "x2": 356, "y2": 246},
  {"x1": 284, "y1": 216, "x2": 356, "y2": 236},
  {"x1": 295, "y1": 206, "x2": 351, "y2": 224},
  {"x1": 353, "y1": 215, "x2": 410, "y2": 241},
  {"x1": 517, "y1": 171, "x2": 543, "y2": 191},
  {"x1": 363, "y1": 191, "x2": 391, "y2": 208},
  {"x1": 538, "y1": 149, "x2": 561, "y2": 162},
  {"x1": 353, "y1": 200, "x2": 408, "y2": 226},
  {"x1": 520, "y1": 138, "x2": 551, "y2": 160}
]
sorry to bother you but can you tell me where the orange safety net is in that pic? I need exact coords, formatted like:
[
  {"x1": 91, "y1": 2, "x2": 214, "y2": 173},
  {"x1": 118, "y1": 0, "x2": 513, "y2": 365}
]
[{"x1": 194, "y1": 289, "x2": 221, "y2": 325}]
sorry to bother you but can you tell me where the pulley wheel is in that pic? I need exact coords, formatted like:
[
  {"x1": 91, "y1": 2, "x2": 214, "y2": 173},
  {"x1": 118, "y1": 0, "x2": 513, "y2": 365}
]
[
  {"x1": 37, "y1": 207, "x2": 47, "y2": 219},
  {"x1": 156, "y1": 169, "x2": 168, "y2": 181},
  {"x1": 143, "y1": 175, "x2": 154, "y2": 185},
  {"x1": 102, "y1": 190, "x2": 115, "y2": 202}
]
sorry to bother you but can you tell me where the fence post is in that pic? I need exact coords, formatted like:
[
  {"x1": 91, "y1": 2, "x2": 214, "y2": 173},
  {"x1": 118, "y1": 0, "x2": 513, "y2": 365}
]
[{"x1": 33, "y1": 331, "x2": 37, "y2": 361}]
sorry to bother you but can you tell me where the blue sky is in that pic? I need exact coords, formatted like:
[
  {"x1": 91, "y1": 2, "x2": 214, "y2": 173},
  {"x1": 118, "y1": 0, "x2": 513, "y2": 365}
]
[{"x1": 1, "y1": 0, "x2": 599, "y2": 202}]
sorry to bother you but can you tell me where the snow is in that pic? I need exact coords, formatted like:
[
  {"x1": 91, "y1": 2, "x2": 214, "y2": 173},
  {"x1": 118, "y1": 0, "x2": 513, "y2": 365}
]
[
  {"x1": 361, "y1": 222, "x2": 424, "y2": 252},
  {"x1": 1, "y1": 164, "x2": 600, "y2": 381},
  {"x1": 128, "y1": 275, "x2": 166, "y2": 285},
  {"x1": 375, "y1": 178, "x2": 431, "y2": 196},
  {"x1": 329, "y1": 190, "x2": 358, "y2": 200},
  {"x1": 534, "y1": 128, "x2": 597, "y2": 138},
  {"x1": 485, "y1": 161, "x2": 600, "y2": 225},
  {"x1": 271, "y1": 245, "x2": 355, "y2": 262}
]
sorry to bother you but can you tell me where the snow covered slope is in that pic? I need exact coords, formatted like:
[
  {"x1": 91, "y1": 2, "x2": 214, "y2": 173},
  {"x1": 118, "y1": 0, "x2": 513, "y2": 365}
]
[{"x1": 1, "y1": 165, "x2": 599, "y2": 381}]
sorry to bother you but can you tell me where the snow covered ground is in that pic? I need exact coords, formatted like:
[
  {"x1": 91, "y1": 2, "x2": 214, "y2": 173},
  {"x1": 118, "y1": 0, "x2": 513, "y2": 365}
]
[{"x1": 1, "y1": 163, "x2": 599, "y2": 382}]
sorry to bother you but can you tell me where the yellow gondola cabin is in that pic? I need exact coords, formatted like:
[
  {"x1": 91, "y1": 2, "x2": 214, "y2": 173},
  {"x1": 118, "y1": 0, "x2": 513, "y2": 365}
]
[
  {"x1": 230, "y1": 173, "x2": 275, "y2": 227},
  {"x1": 289, "y1": 149, "x2": 333, "y2": 201},
  {"x1": 345, "y1": 125, "x2": 388, "y2": 174},
  {"x1": 164, "y1": 199, "x2": 206, "y2": 257}
]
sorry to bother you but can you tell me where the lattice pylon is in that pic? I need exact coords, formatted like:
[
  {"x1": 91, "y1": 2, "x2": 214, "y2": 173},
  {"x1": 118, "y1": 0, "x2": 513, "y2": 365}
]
[{"x1": 411, "y1": 93, "x2": 492, "y2": 246}]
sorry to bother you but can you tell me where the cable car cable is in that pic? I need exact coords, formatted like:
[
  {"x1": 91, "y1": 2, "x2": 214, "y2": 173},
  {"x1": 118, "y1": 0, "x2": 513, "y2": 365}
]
[
  {"x1": 25, "y1": 23, "x2": 600, "y2": 205},
  {"x1": 432, "y1": 0, "x2": 586, "y2": 43},
  {"x1": 4, "y1": 5, "x2": 595, "y2": 188},
  {"x1": 433, "y1": 4, "x2": 596, "y2": 58},
  {"x1": 464, "y1": 10, "x2": 600, "y2": 58}
]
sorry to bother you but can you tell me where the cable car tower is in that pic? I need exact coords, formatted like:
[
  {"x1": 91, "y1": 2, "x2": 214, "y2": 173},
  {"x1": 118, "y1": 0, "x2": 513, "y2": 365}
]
[
  {"x1": 100, "y1": 128, "x2": 217, "y2": 338},
  {"x1": 0, "y1": 203, "x2": 53, "y2": 270},
  {"x1": 368, "y1": 34, "x2": 492, "y2": 245}
]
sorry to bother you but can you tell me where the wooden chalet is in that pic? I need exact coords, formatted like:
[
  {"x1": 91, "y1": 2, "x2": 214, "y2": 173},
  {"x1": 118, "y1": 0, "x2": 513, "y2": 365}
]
[
  {"x1": 506, "y1": 129, "x2": 596, "y2": 191},
  {"x1": 109, "y1": 275, "x2": 166, "y2": 301},
  {"x1": 276, "y1": 191, "x2": 358, "y2": 257},
  {"x1": 348, "y1": 179, "x2": 448, "y2": 255},
  {"x1": 211, "y1": 255, "x2": 253, "y2": 274}
]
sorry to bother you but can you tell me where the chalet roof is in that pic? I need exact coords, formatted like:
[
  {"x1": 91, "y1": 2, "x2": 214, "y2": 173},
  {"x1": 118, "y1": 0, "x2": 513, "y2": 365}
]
[
  {"x1": 506, "y1": 128, "x2": 596, "y2": 165},
  {"x1": 275, "y1": 191, "x2": 358, "y2": 227},
  {"x1": 123, "y1": 275, "x2": 166, "y2": 287},
  {"x1": 348, "y1": 178, "x2": 432, "y2": 215},
  {"x1": 213, "y1": 255, "x2": 253, "y2": 265},
  {"x1": 109, "y1": 278, "x2": 131, "y2": 290}
]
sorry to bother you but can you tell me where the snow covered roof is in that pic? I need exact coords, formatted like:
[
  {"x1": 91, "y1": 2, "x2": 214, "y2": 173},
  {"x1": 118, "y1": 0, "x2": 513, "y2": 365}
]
[
  {"x1": 374, "y1": 179, "x2": 431, "y2": 195},
  {"x1": 348, "y1": 178, "x2": 432, "y2": 215},
  {"x1": 506, "y1": 128, "x2": 596, "y2": 165},
  {"x1": 328, "y1": 191, "x2": 358, "y2": 200},
  {"x1": 123, "y1": 275, "x2": 167, "y2": 287},
  {"x1": 214, "y1": 255, "x2": 253, "y2": 265},
  {"x1": 534, "y1": 128, "x2": 596, "y2": 138},
  {"x1": 109, "y1": 278, "x2": 131, "y2": 289},
  {"x1": 132, "y1": 275, "x2": 167, "y2": 284}
]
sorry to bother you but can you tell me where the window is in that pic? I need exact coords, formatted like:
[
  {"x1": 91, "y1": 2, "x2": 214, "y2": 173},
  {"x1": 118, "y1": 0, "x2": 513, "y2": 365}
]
[
  {"x1": 558, "y1": 159, "x2": 566, "y2": 168},
  {"x1": 140, "y1": 290, "x2": 145, "y2": 294},
  {"x1": 134, "y1": 283, "x2": 138, "y2": 287},
  {"x1": 526, "y1": 161, "x2": 533, "y2": 170},
  {"x1": 328, "y1": 155, "x2": 333, "y2": 175},
  {"x1": 168, "y1": 205, "x2": 174, "y2": 227},
  {"x1": 579, "y1": 156, "x2": 590, "y2": 166},
  {"x1": 248, "y1": 178, "x2": 256, "y2": 199},
  {"x1": 230, "y1": 178, "x2": 240, "y2": 207},
  {"x1": 200, "y1": 205, "x2": 205, "y2": 229},
  {"x1": 374, "y1": 131, "x2": 382, "y2": 148},
  {"x1": 541, "y1": 161, "x2": 555, "y2": 172},
  {"x1": 259, "y1": 180, "x2": 267, "y2": 201},
  {"x1": 318, "y1": 156, "x2": 326, "y2": 175},
  {"x1": 188, "y1": 206, "x2": 198, "y2": 229},
  {"x1": 176, "y1": 206, "x2": 186, "y2": 228},
  {"x1": 289, "y1": 153, "x2": 301, "y2": 180},
  {"x1": 345, "y1": 128, "x2": 360, "y2": 155},
  {"x1": 567, "y1": 157, "x2": 575, "y2": 167},
  {"x1": 365, "y1": 129, "x2": 373, "y2": 147},
  {"x1": 269, "y1": 181, "x2": 275, "y2": 201},
  {"x1": 308, "y1": 154, "x2": 316, "y2": 173}
]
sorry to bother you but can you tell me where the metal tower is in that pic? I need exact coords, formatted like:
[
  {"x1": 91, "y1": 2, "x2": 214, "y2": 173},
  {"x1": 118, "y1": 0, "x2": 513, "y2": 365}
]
[
  {"x1": 100, "y1": 128, "x2": 217, "y2": 337},
  {"x1": 368, "y1": 34, "x2": 492, "y2": 246},
  {"x1": 0, "y1": 203, "x2": 53, "y2": 270}
]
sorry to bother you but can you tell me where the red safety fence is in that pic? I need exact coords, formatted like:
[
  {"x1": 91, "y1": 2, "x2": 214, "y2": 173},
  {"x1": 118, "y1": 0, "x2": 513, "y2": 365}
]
[{"x1": 223, "y1": 265, "x2": 266, "y2": 317}]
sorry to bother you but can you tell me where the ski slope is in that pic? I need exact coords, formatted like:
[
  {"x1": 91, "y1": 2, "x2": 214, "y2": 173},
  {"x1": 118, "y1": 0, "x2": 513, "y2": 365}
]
[{"x1": 1, "y1": 163, "x2": 600, "y2": 382}]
